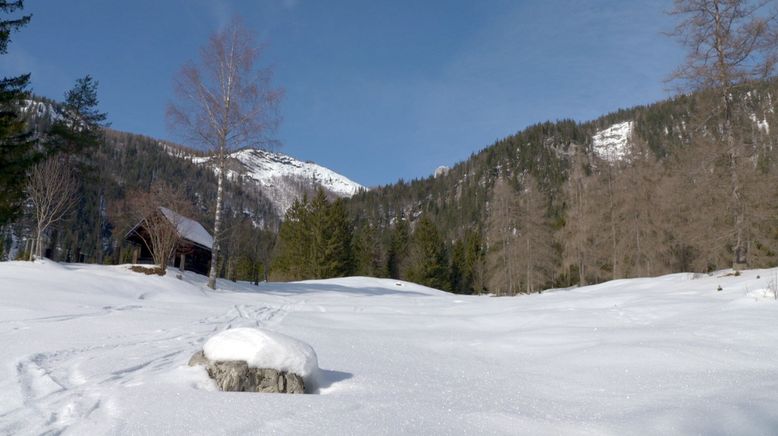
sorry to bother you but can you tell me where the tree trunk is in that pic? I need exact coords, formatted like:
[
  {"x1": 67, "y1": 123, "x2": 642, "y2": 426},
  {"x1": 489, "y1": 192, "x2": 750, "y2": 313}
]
[
  {"x1": 730, "y1": 146, "x2": 746, "y2": 269},
  {"x1": 35, "y1": 227, "x2": 43, "y2": 259},
  {"x1": 207, "y1": 156, "x2": 225, "y2": 289},
  {"x1": 723, "y1": 94, "x2": 747, "y2": 270}
]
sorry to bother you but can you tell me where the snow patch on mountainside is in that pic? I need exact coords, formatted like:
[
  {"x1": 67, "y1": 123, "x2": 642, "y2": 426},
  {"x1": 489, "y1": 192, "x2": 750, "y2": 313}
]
[
  {"x1": 434, "y1": 165, "x2": 450, "y2": 178},
  {"x1": 20, "y1": 100, "x2": 56, "y2": 119},
  {"x1": 750, "y1": 113, "x2": 770, "y2": 134},
  {"x1": 592, "y1": 121, "x2": 633, "y2": 161}
]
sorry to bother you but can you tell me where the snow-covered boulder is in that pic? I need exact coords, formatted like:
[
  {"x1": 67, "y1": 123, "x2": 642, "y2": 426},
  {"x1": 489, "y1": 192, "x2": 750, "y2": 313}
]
[{"x1": 189, "y1": 328, "x2": 320, "y2": 394}]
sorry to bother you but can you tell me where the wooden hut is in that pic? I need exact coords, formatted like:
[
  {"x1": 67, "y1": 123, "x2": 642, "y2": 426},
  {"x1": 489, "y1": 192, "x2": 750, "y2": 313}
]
[{"x1": 125, "y1": 207, "x2": 213, "y2": 275}]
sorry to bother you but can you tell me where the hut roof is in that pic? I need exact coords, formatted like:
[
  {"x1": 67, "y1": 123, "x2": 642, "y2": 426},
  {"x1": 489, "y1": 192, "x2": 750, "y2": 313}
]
[
  {"x1": 158, "y1": 207, "x2": 214, "y2": 249},
  {"x1": 126, "y1": 207, "x2": 214, "y2": 250}
]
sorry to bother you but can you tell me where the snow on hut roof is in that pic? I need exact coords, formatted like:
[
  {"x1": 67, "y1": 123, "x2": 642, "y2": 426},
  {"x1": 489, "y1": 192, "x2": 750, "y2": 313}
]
[{"x1": 159, "y1": 207, "x2": 214, "y2": 249}]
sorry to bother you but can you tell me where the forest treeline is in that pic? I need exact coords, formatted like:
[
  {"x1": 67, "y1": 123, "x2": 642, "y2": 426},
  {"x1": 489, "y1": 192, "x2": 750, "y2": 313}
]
[{"x1": 339, "y1": 82, "x2": 778, "y2": 294}]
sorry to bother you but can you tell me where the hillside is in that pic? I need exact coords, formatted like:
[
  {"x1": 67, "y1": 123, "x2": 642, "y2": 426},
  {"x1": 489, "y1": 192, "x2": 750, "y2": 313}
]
[
  {"x1": 344, "y1": 79, "x2": 778, "y2": 294},
  {"x1": 8, "y1": 82, "x2": 778, "y2": 292},
  {"x1": 1, "y1": 261, "x2": 777, "y2": 434},
  {"x1": 2, "y1": 99, "x2": 363, "y2": 269}
]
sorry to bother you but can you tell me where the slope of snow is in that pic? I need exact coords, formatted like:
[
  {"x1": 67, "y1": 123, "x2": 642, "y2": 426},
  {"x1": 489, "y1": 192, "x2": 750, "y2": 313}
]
[
  {"x1": 190, "y1": 148, "x2": 365, "y2": 216},
  {"x1": 2, "y1": 261, "x2": 778, "y2": 435},
  {"x1": 592, "y1": 121, "x2": 633, "y2": 161}
]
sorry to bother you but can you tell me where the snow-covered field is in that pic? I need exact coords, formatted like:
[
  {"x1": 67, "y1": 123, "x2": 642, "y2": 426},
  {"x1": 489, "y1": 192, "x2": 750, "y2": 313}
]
[{"x1": 1, "y1": 261, "x2": 778, "y2": 435}]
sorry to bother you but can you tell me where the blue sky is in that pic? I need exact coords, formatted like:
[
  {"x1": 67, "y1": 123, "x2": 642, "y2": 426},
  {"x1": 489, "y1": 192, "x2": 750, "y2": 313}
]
[{"x1": 2, "y1": 0, "x2": 683, "y2": 187}]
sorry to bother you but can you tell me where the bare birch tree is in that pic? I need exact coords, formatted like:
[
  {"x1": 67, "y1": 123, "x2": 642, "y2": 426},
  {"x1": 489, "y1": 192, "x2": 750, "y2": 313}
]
[
  {"x1": 26, "y1": 157, "x2": 78, "y2": 259},
  {"x1": 669, "y1": 0, "x2": 778, "y2": 269},
  {"x1": 167, "y1": 18, "x2": 282, "y2": 288}
]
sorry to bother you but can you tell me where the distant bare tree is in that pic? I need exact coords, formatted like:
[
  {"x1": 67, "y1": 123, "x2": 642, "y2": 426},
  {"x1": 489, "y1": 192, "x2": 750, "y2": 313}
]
[
  {"x1": 669, "y1": 0, "x2": 778, "y2": 269},
  {"x1": 515, "y1": 176, "x2": 556, "y2": 293},
  {"x1": 486, "y1": 177, "x2": 521, "y2": 295},
  {"x1": 167, "y1": 18, "x2": 282, "y2": 289},
  {"x1": 562, "y1": 146, "x2": 597, "y2": 285},
  {"x1": 123, "y1": 182, "x2": 194, "y2": 272},
  {"x1": 614, "y1": 139, "x2": 667, "y2": 278},
  {"x1": 26, "y1": 157, "x2": 78, "y2": 259}
]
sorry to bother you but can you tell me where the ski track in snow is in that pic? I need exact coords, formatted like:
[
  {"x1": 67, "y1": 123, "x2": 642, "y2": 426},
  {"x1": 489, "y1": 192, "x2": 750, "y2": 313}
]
[
  {"x1": 0, "y1": 263, "x2": 300, "y2": 435},
  {"x1": 2, "y1": 299, "x2": 294, "y2": 435},
  {"x1": 2, "y1": 262, "x2": 778, "y2": 435}
]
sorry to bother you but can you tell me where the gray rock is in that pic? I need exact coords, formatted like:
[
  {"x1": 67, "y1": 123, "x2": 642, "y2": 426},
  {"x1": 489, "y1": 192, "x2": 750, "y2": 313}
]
[{"x1": 189, "y1": 350, "x2": 305, "y2": 394}]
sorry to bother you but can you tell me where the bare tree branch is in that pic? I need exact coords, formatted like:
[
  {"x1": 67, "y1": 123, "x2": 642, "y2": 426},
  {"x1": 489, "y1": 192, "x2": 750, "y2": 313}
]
[{"x1": 26, "y1": 157, "x2": 78, "y2": 259}]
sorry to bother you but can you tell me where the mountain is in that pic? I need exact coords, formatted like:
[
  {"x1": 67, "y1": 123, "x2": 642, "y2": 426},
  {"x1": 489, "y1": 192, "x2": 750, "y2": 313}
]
[
  {"x1": 181, "y1": 148, "x2": 364, "y2": 217},
  {"x1": 343, "y1": 78, "x2": 778, "y2": 294},
  {"x1": 19, "y1": 96, "x2": 364, "y2": 218},
  {"x1": 2, "y1": 98, "x2": 364, "y2": 272}
]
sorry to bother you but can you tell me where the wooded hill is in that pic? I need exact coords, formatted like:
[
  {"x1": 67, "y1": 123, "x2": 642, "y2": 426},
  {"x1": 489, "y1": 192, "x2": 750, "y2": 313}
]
[
  {"x1": 342, "y1": 78, "x2": 778, "y2": 294},
  {"x1": 3, "y1": 102, "x2": 280, "y2": 281},
  {"x1": 6, "y1": 79, "x2": 778, "y2": 294}
]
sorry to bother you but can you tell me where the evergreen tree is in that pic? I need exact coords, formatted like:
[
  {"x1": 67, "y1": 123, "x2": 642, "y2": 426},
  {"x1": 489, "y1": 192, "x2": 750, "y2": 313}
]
[
  {"x1": 407, "y1": 216, "x2": 449, "y2": 291},
  {"x1": 387, "y1": 218, "x2": 410, "y2": 279},
  {"x1": 321, "y1": 198, "x2": 354, "y2": 277},
  {"x1": 308, "y1": 189, "x2": 329, "y2": 278},
  {"x1": 353, "y1": 222, "x2": 385, "y2": 277},
  {"x1": 48, "y1": 75, "x2": 108, "y2": 156},
  {"x1": 272, "y1": 197, "x2": 312, "y2": 279},
  {"x1": 48, "y1": 76, "x2": 109, "y2": 261},
  {"x1": 0, "y1": 0, "x2": 34, "y2": 225},
  {"x1": 450, "y1": 229, "x2": 485, "y2": 294},
  {"x1": 449, "y1": 239, "x2": 466, "y2": 293},
  {"x1": 272, "y1": 189, "x2": 354, "y2": 280}
]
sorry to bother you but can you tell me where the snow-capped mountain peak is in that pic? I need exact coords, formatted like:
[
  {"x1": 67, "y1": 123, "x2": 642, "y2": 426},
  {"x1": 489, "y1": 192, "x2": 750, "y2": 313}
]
[
  {"x1": 230, "y1": 148, "x2": 363, "y2": 197},
  {"x1": 189, "y1": 148, "x2": 365, "y2": 216}
]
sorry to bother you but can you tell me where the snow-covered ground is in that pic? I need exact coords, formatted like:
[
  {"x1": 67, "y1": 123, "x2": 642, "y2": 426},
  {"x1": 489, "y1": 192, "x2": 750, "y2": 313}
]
[{"x1": 1, "y1": 261, "x2": 778, "y2": 435}]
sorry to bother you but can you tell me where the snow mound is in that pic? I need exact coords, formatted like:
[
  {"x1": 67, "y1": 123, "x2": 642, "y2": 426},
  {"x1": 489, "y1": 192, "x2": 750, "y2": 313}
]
[
  {"x1": 592, "y1": 121, "x2": 633, "y2": 161},
  {"x1": 203, "y1": 328, "x2": 320, "y2": 382},
  {"x1": 292, "y1": 276, "x2": 449, "y2": 296}
]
